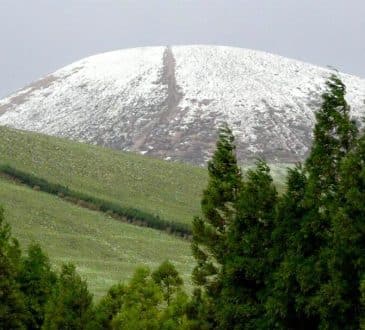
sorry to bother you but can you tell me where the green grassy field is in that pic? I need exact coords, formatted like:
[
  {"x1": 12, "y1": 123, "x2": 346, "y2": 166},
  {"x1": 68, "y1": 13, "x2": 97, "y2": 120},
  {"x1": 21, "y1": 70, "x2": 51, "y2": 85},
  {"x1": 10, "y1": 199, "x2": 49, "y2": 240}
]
[
  {"x1": 0, "y1": 126, "x2": 207, "y2": 227},
  {"x1": 0, "y1": 126, "x2": 293, "y2": 300},
  {"x1": 0, "y1": 127, "x2": 291, "y2": 228},
  {"x1": 0, "y1": 177, "x2": 194, "y2": 299}
]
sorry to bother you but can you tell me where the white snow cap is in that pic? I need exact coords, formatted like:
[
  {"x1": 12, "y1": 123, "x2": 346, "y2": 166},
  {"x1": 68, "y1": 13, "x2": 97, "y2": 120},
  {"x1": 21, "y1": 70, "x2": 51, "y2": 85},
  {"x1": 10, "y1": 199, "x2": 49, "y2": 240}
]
[{"x1": 1, "y1": 45, "x2": 364, "y2": 165}]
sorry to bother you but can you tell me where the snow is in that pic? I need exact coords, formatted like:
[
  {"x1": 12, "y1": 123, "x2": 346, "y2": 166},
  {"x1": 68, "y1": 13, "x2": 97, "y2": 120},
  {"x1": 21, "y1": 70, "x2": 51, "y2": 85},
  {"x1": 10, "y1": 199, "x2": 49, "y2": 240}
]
[{"x1": 0, "y1": 45, "x2": 364, "y2": 165}]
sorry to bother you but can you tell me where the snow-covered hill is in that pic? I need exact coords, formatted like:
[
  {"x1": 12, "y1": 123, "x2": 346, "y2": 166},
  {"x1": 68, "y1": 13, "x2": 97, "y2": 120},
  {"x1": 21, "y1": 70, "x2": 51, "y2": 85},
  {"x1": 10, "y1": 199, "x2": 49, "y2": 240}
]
[{"x1": 1, "y1": 45, "x2": 364, "y2": 165}]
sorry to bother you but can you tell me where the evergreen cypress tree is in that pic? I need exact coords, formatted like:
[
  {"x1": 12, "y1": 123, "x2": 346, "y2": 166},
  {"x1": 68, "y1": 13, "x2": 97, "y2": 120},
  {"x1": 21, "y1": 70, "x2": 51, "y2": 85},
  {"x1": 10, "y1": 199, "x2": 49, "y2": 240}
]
[
  {"x1": 17, "y1": 243, "x2": 57, "y2": 329},
  {"x1": 42, "y1": 263, "x2": 94, "y2": 330},
  {"x1": 192, "y1": 123, "x2": 242, "y2": 297},
  {"x1": 305, "y1": 74, "x2": 357, "y2": 210},
  {"x1": 152, "y1": 260, "x2": 183, "y2": 305},
  {"x1": 318, "y1": 132, "x2": 365, "y2": 329},
  {"x1": 0, "y1": 207, "x2": 26, "y2": 329},
  {"x1": 93, "y1": 283, "x2": 126, "y2": 330},
  {"x1": 269, "y1": 74, "x2": 359, "y2": 328},
  {"x1": 184, "y1": 288, "x2": 213, "y2": 330},
  {"x1": 111, "y1": 267, "x2": 163, "y2": 330},
  {"x1": 300, "y1": 75, "x2": 357, "y2": 326},
  {"x1": 158, "y1": 289, "x2": 190, "y2": 330},
  {"x1": 265, "y1": 165, "x2": 309, "y2": 329},
  {"x1": 271, "y1": 165, "x2": 307, "y2": 262},
  {"x1": 219, "y1": 160, "x2": 277, "y2": 329}
]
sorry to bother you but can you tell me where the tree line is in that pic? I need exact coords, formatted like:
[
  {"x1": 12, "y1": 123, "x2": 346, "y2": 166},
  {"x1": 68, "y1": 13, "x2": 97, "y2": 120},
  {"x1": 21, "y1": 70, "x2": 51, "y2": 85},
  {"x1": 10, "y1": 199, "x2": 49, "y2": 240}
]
[
  {"x1": 1, "y1": 74, "x2": 365, "y2": 329},
  {"x1": 0, "y1": 164, "x2": 191, "y2": 237}
]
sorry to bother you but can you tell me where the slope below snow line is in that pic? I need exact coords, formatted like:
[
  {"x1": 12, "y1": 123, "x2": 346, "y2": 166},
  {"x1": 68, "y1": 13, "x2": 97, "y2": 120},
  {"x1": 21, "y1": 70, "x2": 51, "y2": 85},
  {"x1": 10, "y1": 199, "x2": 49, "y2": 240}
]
[
  {"x1": 0, "y1": 165, "x2": 191, "y2": 236},
  {"x1": 0, "y1": 126, "x2": 206, "y2": 226},
  {"x1": 0, "y1": 177, "x2": 194, "y2": 300}
]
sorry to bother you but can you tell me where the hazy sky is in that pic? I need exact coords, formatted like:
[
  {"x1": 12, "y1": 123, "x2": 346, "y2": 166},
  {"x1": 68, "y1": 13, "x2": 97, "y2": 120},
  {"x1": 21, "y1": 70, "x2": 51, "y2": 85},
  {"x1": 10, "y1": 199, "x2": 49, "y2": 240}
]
[{"x1": 0, "y1": 0, "x2": 364, "y2": 97}]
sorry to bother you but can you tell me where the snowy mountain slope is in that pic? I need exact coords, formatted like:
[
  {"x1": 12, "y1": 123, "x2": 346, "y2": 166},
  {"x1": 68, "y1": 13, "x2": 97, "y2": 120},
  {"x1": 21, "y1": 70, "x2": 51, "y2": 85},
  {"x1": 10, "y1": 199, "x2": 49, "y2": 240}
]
[{"x1": 0, "y1": 45, "x2": 364, "y2": 165}]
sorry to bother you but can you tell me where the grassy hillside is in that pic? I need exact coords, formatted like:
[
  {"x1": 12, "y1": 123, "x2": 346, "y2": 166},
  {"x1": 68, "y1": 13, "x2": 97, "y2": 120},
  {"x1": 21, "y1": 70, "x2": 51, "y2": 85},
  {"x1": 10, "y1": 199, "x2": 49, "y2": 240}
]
[
  {"x1": 0, "y1": 177, "x2": 193, "y2": 299},
  {"x1": 0, "y1": 127, "x2": 291, "y2": 299},
  {"x1": 0, "y1": 126, "x2": 206, "y2": 227},
  {"x1": 0, "y1": 127, "x2": 291, "y2": 229}
]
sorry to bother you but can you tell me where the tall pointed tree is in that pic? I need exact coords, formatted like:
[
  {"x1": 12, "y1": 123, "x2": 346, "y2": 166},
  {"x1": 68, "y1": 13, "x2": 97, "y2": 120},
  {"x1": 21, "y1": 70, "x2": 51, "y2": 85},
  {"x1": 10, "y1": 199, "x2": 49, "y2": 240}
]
[
  {"x1": 219, "y1": 160, "x2": 278, "y2": 329},
  {"x1": 265, "y1": 165, "x2": 309, "y2": 329},
  {"x1": 305, "y1": 74, "x2": 358, "y2": 209},
  {"x1": 152, "y1": 260, "x2": 183, "y2": 306},
  {"x1": 277, "y1": 74, "x2": 358, "y2": 327},
  {"x1": 17, "y1": 243, "x2": 57, "y2": 329},
  {"x1": 42, "y1": 263, "x2": 94, "y2": 330},
  {"x1": 192, "y1": 123, "x2": 242, "y2": 297},
  {"x1": 318, "y1": 131, "x2": 365, "y2": 329}
]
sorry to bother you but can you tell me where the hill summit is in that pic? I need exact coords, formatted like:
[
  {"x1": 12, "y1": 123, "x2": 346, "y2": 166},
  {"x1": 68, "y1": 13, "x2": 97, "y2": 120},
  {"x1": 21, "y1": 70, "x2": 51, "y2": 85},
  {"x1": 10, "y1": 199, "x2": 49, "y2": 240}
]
[{"x1": 1, "y1": 45, "x2": 364, "y2": 164}]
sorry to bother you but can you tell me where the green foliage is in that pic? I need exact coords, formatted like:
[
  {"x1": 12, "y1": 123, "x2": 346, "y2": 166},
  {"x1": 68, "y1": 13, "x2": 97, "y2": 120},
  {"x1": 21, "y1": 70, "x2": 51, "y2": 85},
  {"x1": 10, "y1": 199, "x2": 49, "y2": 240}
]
[
  {"x1": 0, "y1": 177, "x2": 193, "y2": 299},
  {"x1": 111, "y1": 267, "x2": 163, "y2": 329},
  {"x1": 190, "y1": 77, "x2": 364, "y2": 328},
  {"x1": 271, "y1": 164, "x2": 307, "y2": 261},
  {"x1": 1, "y1": 75, "x2": 365, "y2": 329},
  {"x1": 184, "y1": 288, "x2": 214, "y2": 330},
  {"x1": 361, "y1": 276, "x2": 365, "y2": 329},
  {"x1": 220, "y1": 160, "x2": 277, "y2": 329},
  {"x1": 0, "y1": 125, "x2": 206, "y2": 227},
  {"x1": 0, "y1": 207, "x2": 26, "y2": 329},
  {"x1": 305, "y1": 74, "x2": 358, "y2": 208},
  {"x1": 192, "y1": 123, "x2": 242, "y2": 296},
  {"x1": 264, "y1": 75, "x2": 359, "y2": 329},
  {"x1": 158, "y1": 290, "x2": 190, "y2": 330},
  {"x1": 17, "y1": 243, "x2": 57, "y2": 329},
  {"x1": 0, "y1": 164, "x2": 191, "y2": 236},
  {"x1": 42, "y1": 263, "x2": 94, "y2": 330},
  {"x1": 152, "y1": 260, "x2": 183, "y2": 305},
  {"x1": 94, "y1": 265, "x2": 191, "y2": 330},
  {"x1": 93, "y1": 283, "x2": 127, "y2": 329},
  {"x1": 265, "y1": 165, "x2": 308, "y2": 329},
  {"x1": 319, "y1": 132, "x2": 365, "y2": 329},
  {"x1": 296, "y1": 75, "x2": 358, "y2": 328}
]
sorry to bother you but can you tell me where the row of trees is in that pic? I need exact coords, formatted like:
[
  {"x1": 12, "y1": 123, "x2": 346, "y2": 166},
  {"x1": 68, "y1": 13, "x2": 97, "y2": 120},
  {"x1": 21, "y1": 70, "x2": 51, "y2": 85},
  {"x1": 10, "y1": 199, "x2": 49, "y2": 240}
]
[
  {"x1": 192, "y1": 75, "x2": 365, "y2": 329},
  {"x1": 0, "y1": 214, "x2": 193, "y2": 329},
  {"x1": 0, "y1": 211, "x2": 93, "y2": 329},
  {"x1": 1, "y1": 74, "x2": 365, "y2": 329}
]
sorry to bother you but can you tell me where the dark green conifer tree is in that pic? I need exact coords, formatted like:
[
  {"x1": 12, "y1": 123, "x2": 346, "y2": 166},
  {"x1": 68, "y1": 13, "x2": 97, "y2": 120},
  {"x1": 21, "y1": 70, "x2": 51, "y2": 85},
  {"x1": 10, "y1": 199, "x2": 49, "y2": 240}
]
[
  {"x1": 219, "y1": 160, "x2": 277, "y2": 329},
  {"x1": 265, "y1": 165, "x2": 308, "y2": 329},
  {"x1": 305, "y1": 74, "x2": 357, "y2": 210},
  {"x1": 0, "y1": 207, "x2": 26, "y2": 329},
  {"x1": 111, "y1": 267, "x2": 162, "y2": 330},
  {"x1": 184, "y1": 288, "x2": 212, "y2": 330},
  {"x1": 152, "y1": 260, "x2": 183, "y2": 305},
  {"x1": 93, "y1": 283, "x2": 126, "y2": 330},
  {"x1": 191, "y1": 123, "x2": 242, "y2": 328},
  {"x1": 299, "y1": 75, "x2": 357, "y2": 327},
  {"x1": 17, "y1": 243, "x2": 57, "y2": 329},
  {"x1": 318, "y1": 131, "x2": 365, "y2": 329},
  {"x1": 42, "y1": 263, "x2": 93, "y2": 330},
  {"x1": 192, "y1": 123, "x2": 242, "y2": 296},
  {"x1": 268, "y1": 75, "x2": 359, "y2": 328}
]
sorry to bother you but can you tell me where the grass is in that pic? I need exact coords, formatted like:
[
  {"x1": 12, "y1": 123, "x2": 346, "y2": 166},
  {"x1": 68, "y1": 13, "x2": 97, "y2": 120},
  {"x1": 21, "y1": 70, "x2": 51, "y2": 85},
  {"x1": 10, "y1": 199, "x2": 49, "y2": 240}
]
[
  {"x1": 0, "y1": 126, "x2": 292, "y2": 299},
  {"x1": 0, "y1": 126, "x2": 207, "y2": 227},
  {"x1": 0, "y1": 177, "x2": 194, "y2": 300},
  {"x1": 0, "y1": 127, "x2": 291, "y2": 229},
  {"x1": 0, "y1": 165, "x2": 191, "y2": 235}
]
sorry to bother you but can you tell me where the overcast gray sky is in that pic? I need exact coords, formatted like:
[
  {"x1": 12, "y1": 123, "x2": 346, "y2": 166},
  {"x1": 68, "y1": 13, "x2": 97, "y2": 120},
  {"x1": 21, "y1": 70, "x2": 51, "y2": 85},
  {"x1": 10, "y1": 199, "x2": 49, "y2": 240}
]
[{"x1": 0, "y1": 0, "x2": 364, "y2": 97}]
